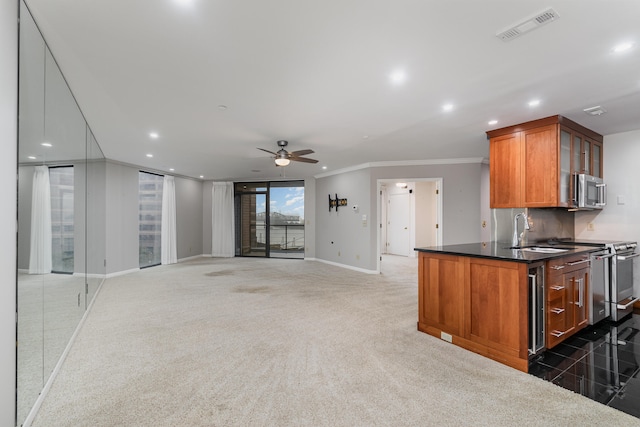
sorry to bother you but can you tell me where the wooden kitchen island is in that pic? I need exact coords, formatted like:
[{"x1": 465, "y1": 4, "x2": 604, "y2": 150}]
[{"x1": 416, "y1": 242, "x2": 595, "y2": 372}]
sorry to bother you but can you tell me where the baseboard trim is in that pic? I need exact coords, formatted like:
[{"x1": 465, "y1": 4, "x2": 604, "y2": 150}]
[
  {"x1": 178, "y1": 254, "x2": 205, "y2": 263},
  {"x1": 310, "y1": 258, "x2": 378, "y2": 275},
  {"x1": 105, "y1": 268, "x2": 140, "y2": 279}
]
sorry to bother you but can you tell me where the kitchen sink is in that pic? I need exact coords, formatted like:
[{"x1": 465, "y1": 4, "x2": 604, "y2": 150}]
[{"x1": 519, "y1": 247, "x2": 569, "y2": 253}]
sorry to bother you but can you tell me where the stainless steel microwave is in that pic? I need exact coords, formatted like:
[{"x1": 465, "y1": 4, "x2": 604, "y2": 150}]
[{"x1": 574, "y1": 173, "x2": 606, "y2": 209}]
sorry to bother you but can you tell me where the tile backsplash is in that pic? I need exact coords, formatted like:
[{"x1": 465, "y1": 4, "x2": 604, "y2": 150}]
[{"x1": 491, "y1": 208, "x2": 574, "y2": 244}]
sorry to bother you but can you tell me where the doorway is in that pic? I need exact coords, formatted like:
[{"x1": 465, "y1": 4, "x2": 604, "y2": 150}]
[{"x1": 377, "y1": 179, "x2": 442, "y2": 274}]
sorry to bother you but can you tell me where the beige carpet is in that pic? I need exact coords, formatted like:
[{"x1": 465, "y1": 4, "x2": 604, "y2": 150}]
[{"x1": 31, "y1": 256, "x2": 639, "y2": 426}]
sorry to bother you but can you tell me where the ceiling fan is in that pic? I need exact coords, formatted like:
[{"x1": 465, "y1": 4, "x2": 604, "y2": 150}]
[{"x1": 257, "y1": 140, "x2": 318, "y2": 166}]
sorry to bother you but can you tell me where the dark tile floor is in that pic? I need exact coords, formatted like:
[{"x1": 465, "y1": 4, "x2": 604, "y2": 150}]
[{"x1": 529, "y1": 311, "x2": 640, "y2": 418}]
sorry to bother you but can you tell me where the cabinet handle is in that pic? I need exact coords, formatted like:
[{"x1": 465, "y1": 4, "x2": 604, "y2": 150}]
[
  {"x1": 575, "y1": 278, "x2": 584, "y2": 308},
  {"x1": 550, "y1": 307, "x2": 565, "y2": 314},
  {"x1": 550, "y1": 265, "x2": 566, "y2": 270},
  {"x1": 617, "y1": 297, "x2": 639, "y2": 310},
  {"x1": 550, "y1": 285, "x2": 565, "y2": 291},
  {"x1": 567, "y1": 259, "x2": 590, "y2": 266},
  {"x1": 550, "y1": 330, "x2": 566, "y2": 338}
]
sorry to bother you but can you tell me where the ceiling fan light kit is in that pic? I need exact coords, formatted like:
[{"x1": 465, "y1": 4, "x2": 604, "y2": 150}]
[{"x1": 257, "y1": 140, "x2": 319, "y2": 167}]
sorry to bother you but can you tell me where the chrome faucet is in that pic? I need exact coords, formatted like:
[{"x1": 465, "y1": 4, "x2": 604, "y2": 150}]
[{"x1": 512, "y1": 212, "x2": 530, "y2": 247}]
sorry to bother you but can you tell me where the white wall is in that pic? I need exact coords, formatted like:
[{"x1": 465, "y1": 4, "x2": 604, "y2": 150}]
[
  {"x1": 315, "y1": 161, "x2": 485, "y2": 271},
  {"x1": 1, "y1": 0, "x2": 18, "y2": 423},
  {"x1": 303, "y1": 178, "x2": 316, "y2": 258},
  {"x1": 575, "y1": 129, "x2": 640, "y2": 297},
  {"x1": 175, "y1": 177, "x2": 203, "y2": 260},
  {"x1": 316, "y1": 168, "x2": 372, "y2": 270},
  {"x1": 105, "y1": 162, "x2": 140, "y2": 274}
]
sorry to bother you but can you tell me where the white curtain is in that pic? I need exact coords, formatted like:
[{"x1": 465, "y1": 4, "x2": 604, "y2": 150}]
[
  {"x1": 212, "y1": 181, "x2": 235, "y2": 257},
  {"x1": 161, "y1": 175, "x2": 178, "y2": 265},
  {"x1": 29, "y1": 166, "x2": 52, "y2": 274}
]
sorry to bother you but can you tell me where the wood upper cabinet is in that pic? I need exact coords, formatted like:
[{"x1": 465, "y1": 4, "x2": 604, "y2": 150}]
[{"x1": 488, "y1": 115, "x2": 604, "y2": 209}]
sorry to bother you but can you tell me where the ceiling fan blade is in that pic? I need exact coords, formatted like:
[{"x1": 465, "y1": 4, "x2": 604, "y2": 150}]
[
  {"x1": 257, "y1": 147, "x2": 277, "y2": 155},
  {"x1": 290, "y1": 156, "x2": 319, "y2": 164},
  {"x1": 290, "y1": 149, "x2": 314, "y2": 157}
]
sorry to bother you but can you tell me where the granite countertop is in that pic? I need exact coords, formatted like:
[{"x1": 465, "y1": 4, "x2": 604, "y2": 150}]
[{"x1": 414, "y1": 242, "x2": 599, "y2": 263}]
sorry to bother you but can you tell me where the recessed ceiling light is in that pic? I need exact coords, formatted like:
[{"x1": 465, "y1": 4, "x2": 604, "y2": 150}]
[
  {"x1": 28, "y1": 156, "x2": 36, "y2": 160},
  {"x1": 389, "y1": 70, "x2": 406, "y2": 85},
  {"x1": 442, "y1": 104, "x2": 454, "y2": 112},
  {"x1": 199, "y1": 175, "x2": 204, "y2": 179},
  {"x1": 41, "y1": 142, "x2": 52, "y2": 147},
  {"x1": 169, "y1": 168, "x2": 175, "y2": 171},
  {"x1": 528, "y1": 99, "x2": 541, "y2": 107},
  {"x1": 488, "y1": 120, "x2": 498, "y2": 125},
  {"x1": 322, "y1": 166, "x2": 327, "y2": 170},
  {"x1": 149, "y1": 132, "x2": 159, "y2": 139},
  {"x1": 218, "y1": 105, "x2": 228, "y2": 110},
  {"x1": 613, "y1": 42, "x2": 634, "y2": 53},
  {"x1": 146, "y1": 154, "x2": 153, "y2": 158}
]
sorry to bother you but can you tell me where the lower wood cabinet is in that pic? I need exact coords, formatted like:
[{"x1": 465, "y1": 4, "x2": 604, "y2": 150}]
[
  {"x1": 418, "y1": 252, "x2": 529, "y2": 372},
  {"x1": 418, "y1": 251, "x2": 593, "y2": 372},
  {"x1": 545, "y1": 254, "x2": 589, "y2": 348}
]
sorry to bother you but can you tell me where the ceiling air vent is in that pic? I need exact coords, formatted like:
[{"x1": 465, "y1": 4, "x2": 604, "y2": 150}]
[
  {"x1": 497, "y1": 8, "x2": 560, "y2": 42},
  {"x1": 584, "y1": 106, "x2": 607, "y2": 116}
]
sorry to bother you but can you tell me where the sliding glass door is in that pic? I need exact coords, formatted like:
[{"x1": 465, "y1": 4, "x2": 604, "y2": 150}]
[
  {"x1": 234, "y1": 181, "x2": 304, "y2": 258},
  {"x1": 269, "y1": 181, "x2": 304, "y2": 259}
]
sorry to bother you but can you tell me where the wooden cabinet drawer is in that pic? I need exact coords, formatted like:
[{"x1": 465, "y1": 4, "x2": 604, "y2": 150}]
[
  {"x1": 547, "y1": 282, "x2": 567, "y2": 301},
  {"x1": 547, "y1": 254, "x2": 590, "y2": 274}
]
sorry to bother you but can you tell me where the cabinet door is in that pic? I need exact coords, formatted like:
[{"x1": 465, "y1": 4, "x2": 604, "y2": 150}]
[
  {"x1": 418, "y1": 253, "x2": 465, "y2": 336},
  {"x1": 592, "y1": 141, "x2": 603, "y2": 178},
  {"x1": 573, "y1": 268, "x2": 589, "y2": 329},
  {"x1": 467, "y1": 258, "x2": 528, "y2": 358},
  {"x1": 559, "y1": 129, "x2": 572, "y2": 205},
  {"x1": 522, "y1": 124, "x2": 559, "y2": 207},
  {"x1": 490, "y1": 132, "x2": 522, "y2": 208}
]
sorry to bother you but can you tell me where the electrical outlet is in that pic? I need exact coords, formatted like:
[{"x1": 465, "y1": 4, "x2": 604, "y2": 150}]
[{"x1": 587, "y1": 222, "x2": 595, "y2": 231}]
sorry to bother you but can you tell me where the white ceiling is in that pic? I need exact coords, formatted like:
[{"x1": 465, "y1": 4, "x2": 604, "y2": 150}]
[{"x1": 23, "y1": 0, "x2": 640, "y2": 181}]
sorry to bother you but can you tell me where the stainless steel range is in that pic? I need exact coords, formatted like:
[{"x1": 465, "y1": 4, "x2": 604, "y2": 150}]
[
  {"x1": 610, "y1": 242, "x2": 639, "y2": 321},
  {"x1": 550, "y1": 239, "x2": 638, "y2": 323}
]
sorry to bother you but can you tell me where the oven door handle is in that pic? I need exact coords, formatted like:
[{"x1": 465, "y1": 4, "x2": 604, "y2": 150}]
[
  {"x1": 617, "y1": 297, "x2": 639, "y2": 310},
  {"x1": 595, "y1": 253, "x2": 615, "y2": 260},
  {"x1": 617, "y1": 253, "x2": 640, "y2": 261}
]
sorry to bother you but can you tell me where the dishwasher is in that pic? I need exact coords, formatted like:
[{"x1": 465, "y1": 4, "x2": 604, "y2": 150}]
[{"x1": 589, "y1": 249, "x2": 612, "y2": 325}]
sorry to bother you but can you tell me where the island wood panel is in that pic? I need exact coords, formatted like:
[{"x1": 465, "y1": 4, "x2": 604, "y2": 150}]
[
  {"x1": 418, "y1": 252, "x2": 465, "y2": 337},
  {"x1": 489, "y1": 132, "x2": 522, "y2": 208},
  {"x1": 417, "y1": 252, "x2": 530, "y2": 372},
  {"x1": 522, "y1": 124, "x2": 559, "y2": 207},
  {"x1": 466, "y1": 258, "x2": 528, "y2": 359}
]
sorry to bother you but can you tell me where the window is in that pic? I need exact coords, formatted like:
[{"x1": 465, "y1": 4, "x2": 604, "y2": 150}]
[
  {"x1": 139, "y1": 172, "x2": 163, "y2": 267},
  {"x1": 49, "y1": 166, "x2": 74, "y2": 273}
]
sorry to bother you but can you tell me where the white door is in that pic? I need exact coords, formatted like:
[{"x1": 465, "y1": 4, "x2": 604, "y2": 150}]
[{"x1": 387, "y1": 191, "x2": 411, "y2": 256}]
